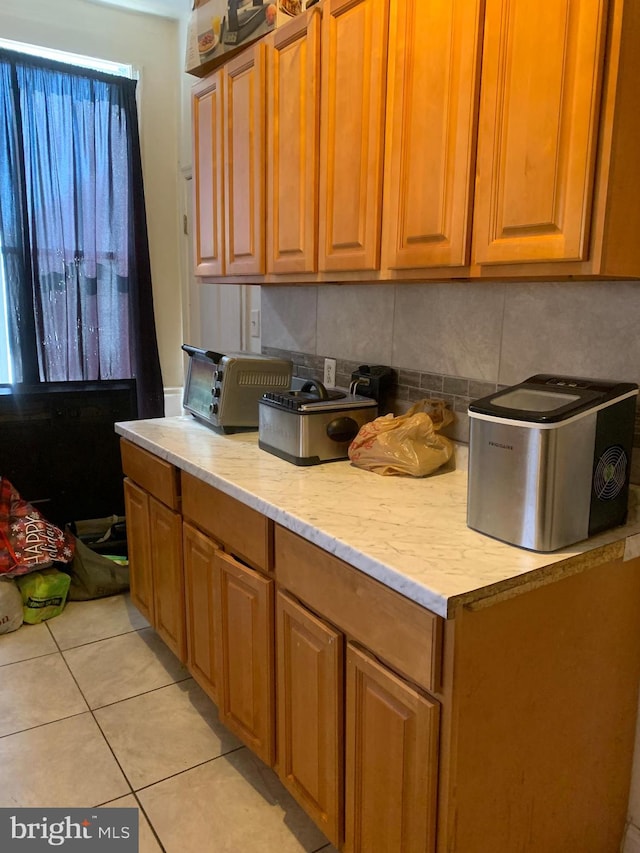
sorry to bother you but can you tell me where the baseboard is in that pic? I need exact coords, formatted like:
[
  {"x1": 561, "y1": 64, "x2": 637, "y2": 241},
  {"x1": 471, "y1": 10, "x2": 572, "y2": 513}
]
[{"x1": 623, "y1": 822, "x2": 640, "y2": 853}]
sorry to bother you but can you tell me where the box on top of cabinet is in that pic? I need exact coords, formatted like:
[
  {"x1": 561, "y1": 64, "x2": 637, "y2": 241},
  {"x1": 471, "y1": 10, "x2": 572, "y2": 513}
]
[{"x1": 185, "y1": 0, "x2": 315, "y2": 77}]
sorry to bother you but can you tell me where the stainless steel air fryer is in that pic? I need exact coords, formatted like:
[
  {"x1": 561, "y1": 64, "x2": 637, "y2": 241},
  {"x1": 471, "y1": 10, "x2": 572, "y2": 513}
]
[{"x1": 467, "y1": 374, "x2": 638, "y2": 551}]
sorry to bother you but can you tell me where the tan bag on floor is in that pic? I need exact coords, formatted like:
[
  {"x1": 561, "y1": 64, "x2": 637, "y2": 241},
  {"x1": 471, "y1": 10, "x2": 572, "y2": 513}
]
[{"x1": 348, "y1": 399, "x2": 454, "y2": 477}]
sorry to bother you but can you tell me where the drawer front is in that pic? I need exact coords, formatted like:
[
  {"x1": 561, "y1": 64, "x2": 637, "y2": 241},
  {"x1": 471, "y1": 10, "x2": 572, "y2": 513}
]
[
  {"x1": 120, "y1": 439, "x2": 180, "y2": 510},
  {"x1": 275, "y1": 525, "x2": 442, "y2": 692},
  {"x1": 182, "y1": 471, "x2": 273, "y2": 572}
]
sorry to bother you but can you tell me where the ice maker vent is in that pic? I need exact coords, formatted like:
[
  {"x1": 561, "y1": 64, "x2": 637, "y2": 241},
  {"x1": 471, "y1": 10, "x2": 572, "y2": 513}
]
[{"x1": 593, "y1": 445, "x2": 627, "y2": 501}]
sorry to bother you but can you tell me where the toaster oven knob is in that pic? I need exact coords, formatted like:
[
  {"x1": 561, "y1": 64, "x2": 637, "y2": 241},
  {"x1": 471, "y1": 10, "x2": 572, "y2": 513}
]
[
  {"x1": 215, "y1": 370, "x2": 223, "y2": 383},
  {"x1": 209, "y1": 403, "x2": 219, "y2": 415},
  {"x1": 326, "y1": 416, "x2": 359, "y2": 443},
  {"x1": 213, "y1": 387, "x2": 221, "y2": 397}
]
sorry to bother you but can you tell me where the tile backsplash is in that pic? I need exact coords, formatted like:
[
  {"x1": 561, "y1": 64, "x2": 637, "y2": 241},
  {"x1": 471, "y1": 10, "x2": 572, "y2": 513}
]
[{"x1": 261, "y1": 281, "x2": 640, "y2": 479}]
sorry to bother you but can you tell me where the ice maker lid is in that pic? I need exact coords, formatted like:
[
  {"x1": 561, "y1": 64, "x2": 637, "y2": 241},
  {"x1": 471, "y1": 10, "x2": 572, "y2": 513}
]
[{"x1": 469, "y1": 374, "x2": 638, "y2": 424}]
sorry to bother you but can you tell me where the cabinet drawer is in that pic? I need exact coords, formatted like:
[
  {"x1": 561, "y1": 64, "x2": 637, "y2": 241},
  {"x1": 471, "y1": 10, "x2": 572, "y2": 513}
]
[
  {"x1": 182, "y1": 471, "x2": 273, "y2": 572},
  {"x1": 275, "y1": 526, "x2": 442, "y2": 692},
  {"x1": 120, "y1": 439, "x2": 180, "y2": 510}
]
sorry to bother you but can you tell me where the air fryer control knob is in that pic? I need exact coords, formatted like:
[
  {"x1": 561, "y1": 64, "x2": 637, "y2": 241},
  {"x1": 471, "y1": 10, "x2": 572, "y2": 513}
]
[{"x1": 326, "y1": 416, "x2": 359, "y2": 443}]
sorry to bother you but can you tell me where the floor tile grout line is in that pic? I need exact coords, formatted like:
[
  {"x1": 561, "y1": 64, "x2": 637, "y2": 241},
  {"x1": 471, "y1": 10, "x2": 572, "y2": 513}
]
[
  {"x1": 0, "y1": 649, "x2": 60, "y2": 668},
  {"x1": 53, "y1": 624, "x2": 152, "y2": 654},
  {"x1": 86, "y1": 674, "x2": 193, "y2": 712},
  {"x1": 55, "y1": 636, "x2": 141, "y2": 816},
  {"x1": 0, "y1": 706, "x2": 90, "y2": 741},
  {"x1": 92, "y1": 790, "x2": 168, "y2": 853},
  {"x1": 132, "y1": 744, "x2": 247, "y2": 796},
  {"x1": 130, "y1": 790, "x2": 168, "y2": 853}
]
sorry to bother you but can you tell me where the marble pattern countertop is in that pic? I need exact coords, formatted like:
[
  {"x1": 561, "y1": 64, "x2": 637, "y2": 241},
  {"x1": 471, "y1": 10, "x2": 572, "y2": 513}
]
[{"x1": 116, "y1": 416, "x2": 640, "y2": 619}]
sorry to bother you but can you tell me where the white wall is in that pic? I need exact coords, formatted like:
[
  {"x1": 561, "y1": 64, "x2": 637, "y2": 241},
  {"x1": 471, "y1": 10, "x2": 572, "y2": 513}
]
[{"x1": 0, "y1": 0, "x2": 185, "y2": 391}]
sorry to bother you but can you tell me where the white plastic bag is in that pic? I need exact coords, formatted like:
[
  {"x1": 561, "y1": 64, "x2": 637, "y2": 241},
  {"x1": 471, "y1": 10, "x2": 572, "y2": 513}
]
[
  {"x1": 0, "y1": 576, "x2": 24, "y2": 634},
  {"x1": 348, "y1": 399, "x2": 454, "y2": 477}
]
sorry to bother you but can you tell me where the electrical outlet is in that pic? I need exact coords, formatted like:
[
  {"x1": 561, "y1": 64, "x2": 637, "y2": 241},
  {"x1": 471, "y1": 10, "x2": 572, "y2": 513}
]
[
  {"x1": 323, "y1": 357, "x2": 337, "y2": 388},
  {"x1": 250, "y1": 309, "x2": 260, "y2": 338}
]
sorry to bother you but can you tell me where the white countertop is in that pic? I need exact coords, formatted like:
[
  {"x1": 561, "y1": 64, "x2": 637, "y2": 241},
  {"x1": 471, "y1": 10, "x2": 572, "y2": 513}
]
[{"x1": 116, "y1": 416, "x2": 640, "y2": 619}]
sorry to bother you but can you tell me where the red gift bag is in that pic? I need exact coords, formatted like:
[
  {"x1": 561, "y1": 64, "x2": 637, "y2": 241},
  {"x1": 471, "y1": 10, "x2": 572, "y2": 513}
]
[{"x1": 0, "y1": 478, "x2": 75, "y2": 578}]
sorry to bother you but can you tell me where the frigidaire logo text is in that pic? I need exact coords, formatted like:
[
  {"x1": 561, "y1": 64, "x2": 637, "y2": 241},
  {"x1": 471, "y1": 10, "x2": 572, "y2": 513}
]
[{"x1": 488, "y1": 440, "x2": 514, "y2": 451}]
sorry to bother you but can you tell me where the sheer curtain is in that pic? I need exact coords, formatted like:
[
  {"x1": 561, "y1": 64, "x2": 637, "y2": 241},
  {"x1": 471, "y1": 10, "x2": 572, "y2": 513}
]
[{"x1": 0, "y1": 49, "x2": 164, "y2": 418}]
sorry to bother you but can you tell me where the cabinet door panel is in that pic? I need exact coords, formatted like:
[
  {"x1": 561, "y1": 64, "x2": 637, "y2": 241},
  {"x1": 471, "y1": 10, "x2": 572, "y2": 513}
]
[
  {"x1": 276, "y1": 591, "x2": 344, "y2": 847},
  {"x1": 123, "y1": 478, "x2": 154, "y2": 626},
  {"x1": 318, "y1": 0, "x2": 389, "y2": 272},
  {"x1": 267, "y1": 10, "x2": 321, "y2": 274},
  {"x1": 183, "y1": 522, "x2": 219, "y2": 702},
  {"x1": 149, "y1": 496, "x2": 186, "y2": 663},
  {"x1": 382, "y1": 0, "x2": 482, "y2": 269},
  {"x1": 473, "y1": 0, "x2": 607, "y2": 264},
  {"x1": 224, "y1": 45, "x2": 266, "y2": 275},
  {"x1": 345, "y1": 644, "x2": 439, "y2": 853},
  {"x1": 214, "y1": 551, "x2": 275, "y2": 765},
  {"x1": 193, "y1": 71, "x2": 225, "y2": 276}
]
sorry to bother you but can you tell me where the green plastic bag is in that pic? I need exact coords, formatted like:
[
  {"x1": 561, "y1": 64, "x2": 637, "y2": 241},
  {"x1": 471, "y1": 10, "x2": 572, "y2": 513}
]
[{"x1": 15, "y1": 568, "x2": 71, "y2": 624}]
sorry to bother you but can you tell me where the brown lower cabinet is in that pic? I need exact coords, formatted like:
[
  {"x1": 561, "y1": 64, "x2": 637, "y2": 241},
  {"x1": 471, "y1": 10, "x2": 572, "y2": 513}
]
[
  {"x1": 344, "y1": 644, "x2": 439, "y2": 853},
  {"x1": 213, "y1": 550, "x2": 275, "y2": 767},
  {"x1": 121, "y1": 437, "x2": 640, "y2": 852},
  {"x1": 276, "y1": 590, "x2": 344, "y2": 847},
  {"x1": 183, "y1": 521, "x2": 219, "y2": 702},
  {"x1": 275, "y1": 590, "x2": 439, "y2": 852},
  {"x1": 123, "y1": 474, "x2": 185, "y2": 663}
]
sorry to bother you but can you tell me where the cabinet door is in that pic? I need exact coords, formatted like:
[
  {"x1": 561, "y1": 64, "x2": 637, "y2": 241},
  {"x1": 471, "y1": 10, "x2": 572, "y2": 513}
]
[
  {"x1": 276, "y1": 591, "x2": 344, "y2": 847},
  {"x1": 123, "y1": 478, "x2": 154, "y2": 626},
  {"x1": 472, "y1": 0, "x2": 608, "y2": 265},
  {"x1": 318, "y1": 0, "x2": 390, "y2": 272},
  {"x1": 345, "y1": 644, "x2": 439, "y2": 853},
  {"x1": 266, "y1": 8, "x2": 321, "y2": 274},
  {"x1": 149, "y1": 496, "x2": 186, "y2": 663},
  {"x1": 192, "y1": 71, "x2": 225, "y2": 276},
  {"x1": 183, "y1": 521, "x2": 219, "y2": 702},
  {"x1": 382, "y1": 0, "x2": 483, "y2": 269},
  {"x1": 213, "y1": 551, "x2": 275, "y2": 765},
  {"x1": 224, "y1": 44, "x2": 266, "y2": 275}
]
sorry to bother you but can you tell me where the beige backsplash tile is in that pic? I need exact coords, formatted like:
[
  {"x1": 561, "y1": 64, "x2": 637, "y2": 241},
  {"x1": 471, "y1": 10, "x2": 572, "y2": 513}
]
[
  {"x1": 499, "y1": 280, "x2": 640, "y2": 387},
  {"x1": 261, "y1": 286, "x2": 318, "y2": 353},
  {"x1": 317, "y1": 284, "x2": 395, "y2": 363},
  {"x1": 393, "y1": 281, "x2": 505, "y2": 379}
]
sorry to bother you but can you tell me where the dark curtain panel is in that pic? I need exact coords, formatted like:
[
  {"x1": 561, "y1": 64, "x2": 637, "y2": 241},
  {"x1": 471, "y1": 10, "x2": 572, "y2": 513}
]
[{"x1": 0, "y1": 49, "x2": 164, "y2": 418}]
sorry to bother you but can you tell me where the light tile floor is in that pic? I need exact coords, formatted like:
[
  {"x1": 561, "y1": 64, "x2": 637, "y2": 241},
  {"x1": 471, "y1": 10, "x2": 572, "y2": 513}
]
[{"x1": 0, "y1": 593, "x2": 337, "y2": 853}]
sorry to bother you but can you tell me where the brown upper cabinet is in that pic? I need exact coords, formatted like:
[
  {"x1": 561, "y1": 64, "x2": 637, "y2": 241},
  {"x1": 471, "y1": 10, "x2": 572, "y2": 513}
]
[
  {"x1": 266, "y1": 8, "x2": 321, "y2": 274},
  {"x1": 192, "y1": 71, "x2": 225, "y2": 277},
  {"x1": 471, "y1": 0, "x2": 640, "y2": 279},
  {"x1": 192, "y1": 0, "x2": 640, "y2": 282},
  {"x1": 317, "y1": 0, "x2": 390, "y2": 272},
  {"x1": 381, "y1": 0, "x2": 483, "y2": 272},
  {"x1": 224, "y1": 43, "x2": 266, "y2": 275}
]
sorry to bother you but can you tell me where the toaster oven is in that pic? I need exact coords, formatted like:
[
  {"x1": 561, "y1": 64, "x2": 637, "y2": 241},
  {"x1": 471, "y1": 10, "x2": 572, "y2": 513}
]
[{"x1": 182, "y1": 345, "x2": 292, "y2": 433}]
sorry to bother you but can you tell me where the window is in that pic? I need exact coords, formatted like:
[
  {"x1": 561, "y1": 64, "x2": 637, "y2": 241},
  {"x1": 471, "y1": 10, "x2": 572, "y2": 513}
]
[{"x1": 0, "y1": 43, "x2": 163, "y2": 417}]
